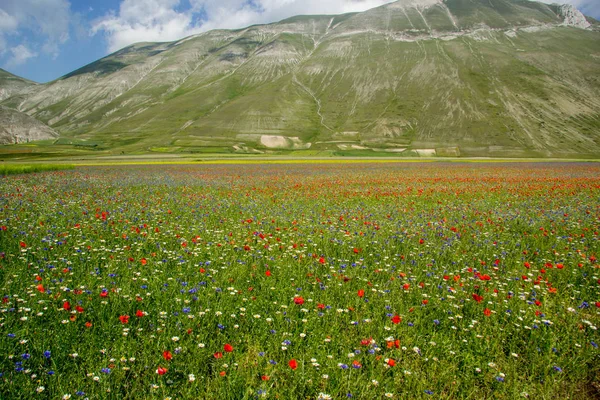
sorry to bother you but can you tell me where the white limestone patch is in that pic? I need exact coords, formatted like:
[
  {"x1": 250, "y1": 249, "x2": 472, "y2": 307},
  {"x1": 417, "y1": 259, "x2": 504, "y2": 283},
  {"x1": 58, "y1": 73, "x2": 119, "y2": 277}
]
[
  {"x1": 259, "y1": 135, "x2": 311, "y2": 149},
  {"x1": 414, "y1": 148, "x2": 436, "y2": 156}
]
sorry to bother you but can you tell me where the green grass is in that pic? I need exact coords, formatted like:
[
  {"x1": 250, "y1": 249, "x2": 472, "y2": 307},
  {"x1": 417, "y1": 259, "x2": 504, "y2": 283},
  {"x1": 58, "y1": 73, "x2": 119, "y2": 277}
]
[
  {"x1": 0, "y1": 163, "x2": 74, "y2": 175},
  {"x1": 0, "y1": 162, "x2": 598, "y2": 399}
]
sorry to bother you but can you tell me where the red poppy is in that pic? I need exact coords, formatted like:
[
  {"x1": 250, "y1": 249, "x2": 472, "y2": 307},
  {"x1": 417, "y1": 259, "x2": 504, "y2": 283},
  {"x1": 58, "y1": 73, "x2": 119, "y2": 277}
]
[
  {"x1": 387, "y1": 359, "x2": 396, "y2": 367},
  {"x1": 391, "y1": 315, "x2": 401, "y2": 324},
  {"x1": 19, "y1": 241, "x2": 26, "y2": 248},
  {"x1": 318, "y1": 257, "x2": 326, "y2": 264},
  {"x1": 403, "y1": 283, "x2": 410, "y2": 290},
  {"x1": 419, "y1": 239, "x2": 424, "y2": 244},
  {"x1": 119, "y1": 315, "x2": 130, "y2": 324},
  {"x1": 484, "y1": 308, "x2": 492, "y2": 317},
  {"x1": 422, "y1": 299, "x2": 429, "y2": 305},
  {"x1": 157, "y1": 366, "x2": 167, "y2": 375},
  {"x1": 353, "y1": 248, "x2": 360, "y2": 254},
  {"x1": 141, "y1": 258, "x2": 147, "y2": 266},
  {"x1": 472, "y1": 294, "x2": 483, "y2": 303},
  {"x1": 288, "y1": 359, "x2": 298, "y2": 370},
  {"x1": 63, "y1": 301, "x2": 71, "y2": 311},
  {"x1": 595, "y1": 302, "x2": 600, "y2": 308},
  {"x1": 317, "y1": 303, "x2": 325, "y2": 310},
  {"x1": 224, "y1": 343, "x2": 233, "y2": 353},
  {"x1": 85, "y1": 321, "x2": 92, "y2": 328},
  {"x1": 36, "y1": 284, "x2": 45, "y2": 293},
  {"x1": 75, "y1": 306, "x2": 84, "y2": 313},
  {"x1": 214, "y1": 352, "x2": 223, "y2": 359},
  {"x1": 136, "y1": 310, "x2": 144, "y2": 317},
  {"x1": 163, "y1": 351, "x2": 172, "y2": 361},
  {"x1": 357, "y1": 289, "x2": 365, "y2": 298},
  {"x1": 261, "y1": 375, "x2": 270, "y2": 381},
  {"x1": 556, "y1": 263, "x2": 564, "y2": 269},
  {"x1": 100, "y1": 291, "x2": 108, "y2": 298},
  {"x1": 219, "y1": 371, "x2": 226, "y2": 377},
  {"x1": 293, "y1": 297, "x2": 304, "y2": 305},
  {"x1": 265, "y1": 270, "x2": 271, "y2": 277},
  {"x1": 524, "y1": 262, "x2": 531, "y2": 268}
]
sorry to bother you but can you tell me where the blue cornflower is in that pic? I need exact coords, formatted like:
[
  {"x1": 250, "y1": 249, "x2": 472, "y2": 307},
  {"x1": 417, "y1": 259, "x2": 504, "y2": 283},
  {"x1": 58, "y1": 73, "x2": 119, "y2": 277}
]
[
  {"x1": 553, "y1": 366, "x2": 562, "y2": 372},
  {"x1": 101, "y1": 368, "x2": 111, "y2": 374},
  {"x1": 44, "y1": 351, "x2": 51, "y2": 358},
  {"x1": 425, "y1": 390, "x2": 434, "y2": 395}
]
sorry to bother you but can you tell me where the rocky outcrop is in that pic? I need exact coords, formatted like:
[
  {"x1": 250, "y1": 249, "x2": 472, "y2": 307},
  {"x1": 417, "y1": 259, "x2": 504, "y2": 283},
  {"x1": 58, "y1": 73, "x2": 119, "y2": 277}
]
[
  {"x1": 0, "y1": 106, "x2": 58, "y2": 144},
  {"x1": 559, "y1": 4, "x2": 591, "y2": 29}
]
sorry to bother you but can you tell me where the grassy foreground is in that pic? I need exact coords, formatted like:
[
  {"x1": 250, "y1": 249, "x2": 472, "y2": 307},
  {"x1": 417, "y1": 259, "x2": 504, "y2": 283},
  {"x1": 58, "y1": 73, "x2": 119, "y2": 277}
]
[{"x1": 0, "y1": 162, "x2": 598, "y2": 399}]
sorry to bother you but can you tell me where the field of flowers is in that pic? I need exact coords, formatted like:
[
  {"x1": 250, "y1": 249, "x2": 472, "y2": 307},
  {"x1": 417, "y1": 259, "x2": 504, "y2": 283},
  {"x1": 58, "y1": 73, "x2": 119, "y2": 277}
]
[{"x1": 0, "y1": 162, "x2": 598, "y2": 399}]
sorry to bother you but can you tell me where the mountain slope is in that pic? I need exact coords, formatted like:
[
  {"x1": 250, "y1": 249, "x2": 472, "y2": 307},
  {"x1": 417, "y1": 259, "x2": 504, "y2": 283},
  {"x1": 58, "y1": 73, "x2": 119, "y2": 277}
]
[
  {"x1": 0, "y1": 106, "x2": 58, "y2": 145},
  {"x1": 2, "y1": 0, "x2": 600, "y2": 157},
  {"x1": 0, "y1": 68, "x2": 38, "y2": 102}
]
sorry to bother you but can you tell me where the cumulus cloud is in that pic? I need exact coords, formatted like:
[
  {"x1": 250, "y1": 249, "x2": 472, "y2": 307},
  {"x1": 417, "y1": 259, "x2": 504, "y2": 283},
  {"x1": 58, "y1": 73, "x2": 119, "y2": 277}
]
[
  {"x1": 0, "y1": 0, "x2": 71, "y2": 59},
  {"x1": 92, "y1": 0, "x2": 397, "y2": 53},
  {"x1": 5, "y1": 44, "x2": 37, "y2": 68},
  {"x1": 91, "y1": 0, "x2": 200, "y2": 52}
]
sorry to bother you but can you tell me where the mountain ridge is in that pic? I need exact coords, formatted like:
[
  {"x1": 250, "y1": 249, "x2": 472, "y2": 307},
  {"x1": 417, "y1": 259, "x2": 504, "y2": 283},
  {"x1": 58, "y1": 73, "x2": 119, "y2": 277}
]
[{"x1": 1, "y1": 0, "x2": 599, "y2": 158}]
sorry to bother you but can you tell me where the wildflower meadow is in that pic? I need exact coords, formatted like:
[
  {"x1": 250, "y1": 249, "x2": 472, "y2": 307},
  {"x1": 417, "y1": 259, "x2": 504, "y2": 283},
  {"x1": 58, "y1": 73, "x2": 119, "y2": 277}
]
[{"x1": 0, "y1": 162, "x2": 598, "y2": 399}]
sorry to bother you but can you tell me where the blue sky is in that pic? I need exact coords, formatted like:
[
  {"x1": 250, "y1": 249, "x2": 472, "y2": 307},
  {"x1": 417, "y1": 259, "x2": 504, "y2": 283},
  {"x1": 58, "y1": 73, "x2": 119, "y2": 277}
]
[{"x1": 1, "y1": 0, "x2": 598, "y2": 83}]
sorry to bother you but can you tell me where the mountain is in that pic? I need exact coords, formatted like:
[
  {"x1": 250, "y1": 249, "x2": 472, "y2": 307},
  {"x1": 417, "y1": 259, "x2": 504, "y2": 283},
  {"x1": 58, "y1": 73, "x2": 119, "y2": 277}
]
[
  {"x1": 1, "y1": 0, "x2": 599, "y2": 157},
  {"x1": 0, "y1": 106, "x2": 58, "y2": 145},
  {"x1": 0, "y1": 68, "x2": 37, "y2": 102}
]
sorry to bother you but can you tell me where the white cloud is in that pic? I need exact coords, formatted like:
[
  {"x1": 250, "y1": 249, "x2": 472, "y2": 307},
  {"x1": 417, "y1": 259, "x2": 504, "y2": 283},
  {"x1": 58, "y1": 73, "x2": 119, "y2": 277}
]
[
  {"x1": 0, "y1": 0, "x2": 71, "y2": 60},
  {"x1": 92, "y1": 0, "x2": 397, "y2": 52},
  {"x1": 91, "y1": 0, "x2": 199, "y2": 52},
  {"x1": 5, "y1": 44, "x2": 37, "y2": 68}
]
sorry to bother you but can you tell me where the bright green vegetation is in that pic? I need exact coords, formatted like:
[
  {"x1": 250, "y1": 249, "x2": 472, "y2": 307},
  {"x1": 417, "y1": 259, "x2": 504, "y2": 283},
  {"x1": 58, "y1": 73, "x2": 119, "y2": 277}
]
[
  {"x1": 0, "y1": 163, "x2": 74, "y2": 176},
  {"x1": 0, "y1": 163, "x2": 598, "y2": 399}
]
